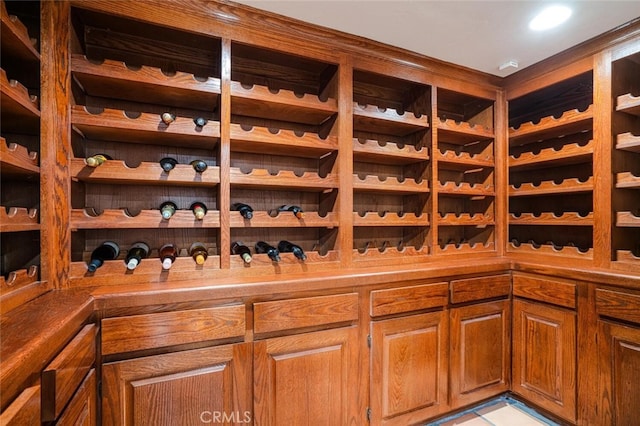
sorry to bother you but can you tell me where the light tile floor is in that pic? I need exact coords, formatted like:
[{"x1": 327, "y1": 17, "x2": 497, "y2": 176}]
[{"x1": 427, "y1": 396, "x2": 560, "y2": 426}]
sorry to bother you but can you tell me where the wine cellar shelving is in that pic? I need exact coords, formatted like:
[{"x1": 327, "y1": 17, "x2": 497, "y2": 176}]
[{"x1": 1, "y1": 0, "x2": 41, "y2": 295}]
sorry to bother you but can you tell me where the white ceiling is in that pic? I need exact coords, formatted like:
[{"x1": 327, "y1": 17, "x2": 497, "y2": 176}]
[{"x1": 233, "y1": 0, "x2": 640, "y2": 77}]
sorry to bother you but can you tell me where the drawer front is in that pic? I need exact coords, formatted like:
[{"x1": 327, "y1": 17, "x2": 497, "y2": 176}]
[
  {"x1": 42, "y1": 324, "x2": 97, "y2": 422},
  {"x1": 513, "y1": 274, "x2": 576, "y2": 309},
  {"x1": 101, "y1": 305, "x2": 245, "y2": 355},
  {"x1": 0, "y1": 386, "x2": 40, "y2": 426},
  {"x1": 450, "y1": 274, "x2": 511, "y2": 304},
  {"x1": 370, "y1": 281, "x2": 448, "y2": 317},
  {"x1": 254, "y1": 293, "x2": 358, "y2": 334},
  {"x1": 596, "y1": 288, "x2": 640, "y2": 324}
]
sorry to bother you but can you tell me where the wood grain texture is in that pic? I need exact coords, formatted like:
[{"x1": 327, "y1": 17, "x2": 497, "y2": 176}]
[
  {"x1": 56, "y1": 369, "x2": 96, "y2": 426},
  {"x1": 450, "y1": 274, "x2": 511, "y2": 304},
  {"x1": 370, "y1": 281, "x2": 448, "y2": 317},
  {"x1": 513, "y1": 273, "x2": 576, "y2": 309},
  {"x1": 596, "y1": 288, "x2": 640, "y2": 324},
  {"x1": 0, "y1": 385, "x2": 40, "y2": 426}
]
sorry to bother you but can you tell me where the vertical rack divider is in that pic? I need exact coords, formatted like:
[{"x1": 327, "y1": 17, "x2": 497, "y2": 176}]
[
  {"x1": 430, "y1": 87, "x2": 440, "y2": 253},
  {"x1": 219, "y1": 38, "x2": 232, "y2": 269},
  {"x1": 337, "y1": 55, "x2": 353, "y2": 269},
  {"x1": 495, "y1": 89, "x2": 508, "y2": 257}
]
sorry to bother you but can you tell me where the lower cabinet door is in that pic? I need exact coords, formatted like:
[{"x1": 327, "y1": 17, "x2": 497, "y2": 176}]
[
  {"x1": 597, "y1": 320, "x2": 640, "y2": 426},
  {"x1": 450, "y1": 300, "x2": 510, "y2": 408},
  {"x1": 370, "y1": 311, "x2": 449, "y2": 426},
  {"x1": 101, "y1": 343, "x2": 252, "y2": 426},
  {"x1": 253, "y1": 326, "x2": 360, "y2": 425},
  {"x1": 57, "y1": 369, "x2": 96, "y2": 426}
]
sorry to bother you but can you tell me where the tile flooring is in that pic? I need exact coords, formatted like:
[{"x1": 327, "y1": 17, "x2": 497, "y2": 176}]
[{"x1": 427, "y1": 396, "x2": 560, "y2": 426}]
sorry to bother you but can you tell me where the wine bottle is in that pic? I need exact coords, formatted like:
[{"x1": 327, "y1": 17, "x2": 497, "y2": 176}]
[
  {"x1": 85, "y1": 153, "x2": 112, "y2": 167},
  {"x1": 190, "y1": 201, "x2": 207, "y2": 220},
  {"x1": 193, "y1": 117, "x2": 208, "y2": 127},
  {"x1": 190, "y1": 159, "x2": 208, "y2": 173},
  {"x1": 161, "y1": 112, "x2": 176, "y2": 124},
  {"x1": 232, "y1": 202, "x2": 253, "y2": 219},
  {"x1": 189, "y1": 242, "x2": 208, "y2": 265},
  {"x1": 159, "y1": 157, "x2": 178, "y2": 172},
  {"x1": 125, "y1": 242, "x2": 150, "y2": 270},
  {"x1": 255, "y1": 241, "x2": 280, "y2": 262},
  {"x1": 278, "y1": 204, "x2": 304, "y2": 219},
  {"x1": 277, "y1": 240, "x2": 306, "y2": 261},
  {"x1": 87, "y1": 241, "x2": 120, "y2": 272},
  {"x1": 231, "y1": 241, "x2": 252, "y2": 264},
  {"x1": 159, "y1": 244, "x2": 178, "y2": 270},
  {"x1": 160, "y1": 201, "x2": 177, "y2": 220}
]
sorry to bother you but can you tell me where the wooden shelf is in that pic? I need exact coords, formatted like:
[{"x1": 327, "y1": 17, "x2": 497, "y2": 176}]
[
  {"x1": 353, "y1": 245, "x2": 430, "y2": 259},
  {"x1": 1, "y1": 1, "x2": 39, "y2": 63},
  {"x1": 436, "y1": 149, "x2": 493, "y2": 169},
  {"x1": 508, "y1": 241, "x2": 593, "y2": 259},
  {"x1": 436, "y1": 117, "x2": 494, "y2": 143},
  {"x1": 71, "y1": 55, "x2": 221, "y2": 111},
  {"x1": 509, "y1": 212, "x2": 594, "y2": 226},
  {"x1": 615, "y1": 172, "x2": 640, "y2": 189},
  {"x1": 616, "y1": 93, "x2": 640, "y2": 116},
  {"x1": 230, "y1": 123, "x2": 338, "y2": 158},
  {"x1": 353, "y1": 211, "x2": 429, "y2": 227},
  {"x1": 616, "y1": 211, "x2": 640, "y2": 227},
  {"x1": 70, "y1": 159, "x2": 220, "y2": 186},
  {"x1": 0, "y1": 137, "x2": 39, "y2": 175},
  {"x1": 230, "y1": 250, "x2": 340, "y2": 269},
  {"x1": 71, "y1": 208, "x2": 221, "y2": 229},
  {"x1": 509, "y1": 139, "x2": 593, "y2": 169},
  {"x1": 353, "y1": 138, "x2": 428, "y2": 165},
  {"x1": 353, "y1": 103, "x2": 429, "y2": 136},
  {"x1": 0, "y1": 266, "x2": 38, "y2": 293},
  {"x1": 353, "y1": 174, "x2": 429, "y2": 194},
  {"x1": 71, "y1": 106, "x2": 220, "y2": 148},
  {"x1": 438, "y1": 241, "x2": 495, "y2": 254},
  {"x1": 615, "y1": 250, "x2": 640, "y2": 264},
  {"x1": 1, "y1": 68, "x2": 40, "y2": 131},
  {"x1": 230, "y1": 211, "x2": 338, "y2": 228},
  {"x1": 0, "y1": 207, "x2": 39, "y2": 232},
  {"x1": 509, "y1": 105, "x2": 593, "y2": 145},
  {"x1": 616, "y1": 132, "x2": 640, "y2": 153},
  {"x1": 438, "y1": 213, "x2": 494, "y2": 226},
  {"x1": 509, "y1": 177, "x2": 594, "y2": 196},
  {"x1": 230, "y1": 81, "x2": 337, "y2": 125},
  {"x1": 437, "y1": 181, "x2": 495, "y2": 197},
  {"x1": 230, "y1": 167, "x2": 338, "y2": 191}
]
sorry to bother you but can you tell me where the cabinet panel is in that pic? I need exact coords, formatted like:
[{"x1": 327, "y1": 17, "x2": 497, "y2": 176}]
[
  {"x1": 56, "y1": 369, "x2": 96, "y2": 426},
  {"x1": 370, "y1": 311, "x2": 448, "y2": 425},
  {"x1": 0, "y1": 385, "x2": 40, "y2": 426},
  {"x1": 513, "y1": 273, "x2": 576, "y2": 309},
  {"x1": 450, "y1": 274, "x2": 510, "y2": 304},
  {"x1": 450, "y1": 300, "x2": 510, "y2": 408},
  {"x1": 513, "y1": 299, "x2": 576, "y2": 422},
  {"x1": 370, "y1": 281, "x2": 448, "y2": 317},
  {"x1": 253, "y1": 326, "x2": 359, "y2": 425}
]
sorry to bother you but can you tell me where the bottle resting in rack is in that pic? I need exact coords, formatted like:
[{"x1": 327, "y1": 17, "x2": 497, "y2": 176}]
[
  {"x1": 159, "y1": 244, "x2": 178, "y2": 270},
  {"x1": 232, "y1": 203, "x2": 254, "y2": 219},
  {"x1": 125, "y1": 242, "x2": 150, "y2": 270},
  {"x1": 194, "y1": 117, "x2": 208, "y2": 127},
  {"x1": 278, "y1": 240, "x2": 307, "y2": 260},
  {"x1": 160, "y1": 201, "x2": 178, "y2": 220},
  {"x1": 87, "y1": 241, "x2": 120, "y2": 272},
  {"x1": 190, "y1": 159, "x2": 208, "y2": 173},
  {"x1": 85, "y1": 153, "x2": 112, "y2": 167},
  {"x1": 161, "y1": 112, "x2": 176, "y2": 125},
  {"x1": 159, "y1": 157, "x2": 178, "y2": 172},
  {"x1": 278, "y1": 205, "x2": 304, "y2": 219},
  {"x1": 190, "y1": 202, "x2": 208, "y2": 220},
  {"x1": 255, "y1": 241, "x2": 280, "y2": 262},
  {"x1": 189, "y1": 242, "x2": 208, "y2": 265},
  {"x1": 231, "y1": 241, "x2": 252, "y2": 264}
]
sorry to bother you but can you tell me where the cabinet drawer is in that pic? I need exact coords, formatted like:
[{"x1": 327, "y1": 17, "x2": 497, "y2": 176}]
[
  {"x1": 42, "y1": 324, "x2": 97, "y2": 422},
  {"x1": 101, "y1": 305, "x2": 245, "y2": 355},
  {"x1": 0, "y1": 386, "x2": 40, "y2": 426},
  {"x1": 254, "y1": 293, "x2": 358, "y2": 334},
  {"x1": 370, "y1": 281, "x2": 448, "y2": 317},
  {"x1": 513, "y1": 274, "x2": 576, "y2": 309},
  {"x1": 450, "y1": 274, "x2": 511, "y2": 304},
  {"x1": 596, "y1": 288, "x2": 640, "y2": 324}
]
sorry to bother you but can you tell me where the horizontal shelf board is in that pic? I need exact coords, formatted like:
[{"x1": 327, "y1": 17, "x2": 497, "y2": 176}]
[
  {"x1": 1, "y1": 68, "x2": 40, "y2": 126},
  {"x1": 437, "y1": 241, "x2": 495, "y2": 254},
  {"x1": 0, "y1": 266, "x2": 39, "y2": 292},
  {"x1": 230, "y1": 81, "x2": 337, "y2": 125},
  {"x1": 353, "y1": 138, "x2": 429, "y2": 165},
  {"x1": 509, "y1": 105, "x2": 593, "y2": 145},
  {"x1": 71, "y1": 55, "x2": 220, "y2": 111},
  {"x1": 615, "y1": 172, "x2": 640, "y2": 189},
  {"x1": 353, "y1": 245, "x2": 430, "y2": 257},
  {"x1": 353, "y1": 174, "x2": 430, "y2": 194},
  {"x1": 509, "y1": 139, "x2": 594, "y2": 169},
  {"x1": 509, "y1": 177, "x2": 594, "y2": 196},
  {"x1": 1, "y1": 2, "x2": 40, "y2": 63},
  {"x1": 616, "y1": 211, "x2": 640, "y2": 227},
  {"x1": 71, "y1": 208, "x2": 221, "y2": 229},
  {"x1": 616, "y1": 93, "x2": 640, "y2": 116},
  {"x1": 230, "y1": 211, "x2": 338, "y2": 228},
  {"x1": 509, "y1": 212, "x2": 594, "y2": 226},
  {"x1": 230, "y1": 250, "x2": 340, "y2": 269},
  {"x1": 0, "y1": 137, "x2": 39, "y2": 175},
  {"x1": 70, "y1": 159, "x2": 220, "y2": 186},
  {"x1": 230, "y1": 167, "x2": 338, "y2": 191},
  {"x1": 615, "y1": 250, "x2": 640, "y2": 263},
  {"x1": 436, "y1": 149, "x2": 493, "y2": 169},
  {"x1": 437, "y1": 213, "x2": 495, "y2": 226},
  {"x1": 230, "y1": 123, "x2": 337, "y2": 158},
  {"x1": 0, "y1": 206, "x2": 39, "y2": 232},
  {"x1": 71, "y1": 106, "x2": 220, "y2": 148},
  {"x1": 508, "y1": 241, "x2": 593, "y2": 259},
  {"x1": 353, "y1": 211, "x2": 429, "y2": 226},
  {"x1": 69, "y1": 256, "x2": 221, "y2": 279},
  {"x1": 437, "y1": 181, "x2": 495, "y2": 196},
  {"x1": 616, "y1": 132, "x2": 640, "y2": 153},
  {"x1": 436, "y1": 117, "x2": 494, "y2": 142},
  {"x1": 353, "y1": 103, "x2": 429, "y2": 136}
]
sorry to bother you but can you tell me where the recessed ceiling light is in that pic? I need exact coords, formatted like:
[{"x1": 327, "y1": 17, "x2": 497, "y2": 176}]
[{"x1": 529, "y1": 5, "x2": 572, "y2": 31}]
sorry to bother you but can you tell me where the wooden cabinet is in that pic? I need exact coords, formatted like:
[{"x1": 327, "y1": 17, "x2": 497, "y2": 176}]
[
  {"x1": 56, "y1": 369, "x2": 96, "y2": 426},
  {"x1": 0, "y1": 385, "x2": 40, "y2": 426}
]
